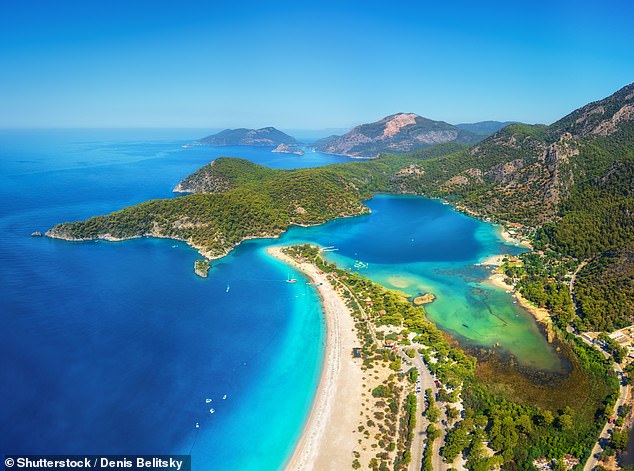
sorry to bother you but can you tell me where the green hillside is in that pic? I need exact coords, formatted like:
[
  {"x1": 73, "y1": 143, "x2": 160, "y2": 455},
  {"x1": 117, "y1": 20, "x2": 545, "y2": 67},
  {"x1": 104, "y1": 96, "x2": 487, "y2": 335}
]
[{"x1": 49, "y1": 83, "x2": 634, "y2": 330}]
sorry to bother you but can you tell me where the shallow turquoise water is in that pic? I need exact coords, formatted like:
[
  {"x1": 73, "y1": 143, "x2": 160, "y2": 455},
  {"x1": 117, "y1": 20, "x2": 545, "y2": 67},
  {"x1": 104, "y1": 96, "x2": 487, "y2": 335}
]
[
  {"x1": 0, "y1": 130, "x2": 561, "y2": 470},
  {"x1": 272, "y1": 195, "x2": 563, "y2": 372}
]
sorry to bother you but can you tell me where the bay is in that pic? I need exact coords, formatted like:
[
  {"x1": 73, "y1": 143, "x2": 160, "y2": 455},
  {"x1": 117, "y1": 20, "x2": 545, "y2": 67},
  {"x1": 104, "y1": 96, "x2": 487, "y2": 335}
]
[{"x1": 0, "y1": 130, "x2": 562, "y2": 469}]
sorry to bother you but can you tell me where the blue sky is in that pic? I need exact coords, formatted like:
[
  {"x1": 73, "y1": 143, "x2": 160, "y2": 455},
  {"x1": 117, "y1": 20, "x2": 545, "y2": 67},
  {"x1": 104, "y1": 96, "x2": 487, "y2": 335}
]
[{"x1": 1, "y1": 0, "x2": 633, "y2": 129}]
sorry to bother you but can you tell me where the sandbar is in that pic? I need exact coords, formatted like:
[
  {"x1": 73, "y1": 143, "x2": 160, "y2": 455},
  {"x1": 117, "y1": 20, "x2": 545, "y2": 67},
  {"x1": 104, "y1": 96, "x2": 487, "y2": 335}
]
[{"x1": 267, "y1": 246, "x2": 363, "y2": 471}]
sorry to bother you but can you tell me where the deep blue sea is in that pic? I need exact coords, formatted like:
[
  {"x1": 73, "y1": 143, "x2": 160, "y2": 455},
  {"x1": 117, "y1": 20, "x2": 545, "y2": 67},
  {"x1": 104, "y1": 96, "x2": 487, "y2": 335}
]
[{"x1": 0, "y1": 129, "x2": 561, "y2": 469}]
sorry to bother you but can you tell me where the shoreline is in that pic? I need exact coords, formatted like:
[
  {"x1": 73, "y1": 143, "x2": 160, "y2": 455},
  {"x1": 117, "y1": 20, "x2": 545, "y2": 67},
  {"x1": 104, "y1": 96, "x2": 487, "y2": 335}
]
[
  {"x1": 488, "y1": 272, "x2": 551, "y2": 325},
  {"x1": 266, "y1": 246, "x2": 363, "y2": 471},
  {"x1": 498, "y1": 226, "x2": 533, "y2": 249}
]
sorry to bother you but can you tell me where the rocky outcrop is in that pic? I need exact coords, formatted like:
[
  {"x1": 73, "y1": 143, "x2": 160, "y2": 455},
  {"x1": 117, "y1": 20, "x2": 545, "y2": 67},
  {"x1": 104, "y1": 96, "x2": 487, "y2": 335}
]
[
  {"x1": 194, "y1": 259, "x2": 210, "y2": 278},
  {"x1": 550, "y1": 82, "x2": 634, "y2": 138},
  {"x1": 591, "y1": 104, "x2": 634, "y2": 136},
  {"x1": 272, "y1": 143, "x2": 305, "y2": 155}
]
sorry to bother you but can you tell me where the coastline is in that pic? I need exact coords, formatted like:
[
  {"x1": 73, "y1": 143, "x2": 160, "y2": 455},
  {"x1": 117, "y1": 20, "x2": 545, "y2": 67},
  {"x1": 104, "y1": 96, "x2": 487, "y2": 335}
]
[
  {"x1": 498, "y1": 226, "x2": 532, "y2": 249},
  {"x1": 488, "y1": 272, "x2": 551, "y2": 325},
  {"x1": 266, "y1": 246, "x2": 363, "y2": 471},
  {"x1": 482, "y1": 229, "x2": 548, "y2": 325}
]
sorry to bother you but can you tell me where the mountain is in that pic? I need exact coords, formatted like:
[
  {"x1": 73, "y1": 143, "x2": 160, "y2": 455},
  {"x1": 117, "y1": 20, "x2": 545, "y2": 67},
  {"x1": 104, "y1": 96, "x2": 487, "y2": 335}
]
[
  {"x1": 455, "y1": 121, "x2": 520, "y2": 136},
  {"x1": 395, "y1": 83, "x2": 634, "y2": 226},
  {"x1": 197, "y1": 127, "x2": 297, "y2": 147},
  {"x1": 48, "y1": 83, "x2": 634, "y2": 330},
  {"x1": 313, "y1": 113, "x2": 481, "y2": 157},
  {"x1": 49, "y1": 83, "x2": 634, "y2": 262},
  {"x1": 391, "y1": 82, "x2": 634, "y2": 331}
]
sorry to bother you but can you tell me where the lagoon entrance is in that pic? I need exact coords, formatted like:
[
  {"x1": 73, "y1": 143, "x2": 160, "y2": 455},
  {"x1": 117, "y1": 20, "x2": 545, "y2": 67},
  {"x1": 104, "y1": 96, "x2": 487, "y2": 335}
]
[{"x1": 272, "y1": 194, "x2": 564, "y2": 373}]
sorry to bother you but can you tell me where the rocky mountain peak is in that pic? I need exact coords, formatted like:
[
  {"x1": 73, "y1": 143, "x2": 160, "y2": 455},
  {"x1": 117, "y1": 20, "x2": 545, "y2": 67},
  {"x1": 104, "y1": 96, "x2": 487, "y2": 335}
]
[{"x1": 313, "y1": 113, "x2": 479, "y2": 157}]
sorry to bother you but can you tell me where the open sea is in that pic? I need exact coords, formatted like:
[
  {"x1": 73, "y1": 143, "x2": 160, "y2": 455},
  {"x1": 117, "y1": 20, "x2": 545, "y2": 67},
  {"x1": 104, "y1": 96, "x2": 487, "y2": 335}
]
[{"x1": 0, "y1": 129, "x2": 562, "y2": 469}]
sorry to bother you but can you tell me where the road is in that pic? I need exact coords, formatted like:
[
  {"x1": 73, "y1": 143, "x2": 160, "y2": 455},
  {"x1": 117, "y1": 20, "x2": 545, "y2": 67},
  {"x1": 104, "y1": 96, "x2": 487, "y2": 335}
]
[
  {"x1": 332, "y1": 272, "x2": 461, "y2": 470},
  {"x1": 568, "y1": 260, "x2": 588, "y2": 314},
  {"x1": 584, "y1": 362, "x2": 629, "y2": 471},
  {"x1": 565, "y1": 260, "x2": 632, "y2": 471},
  {"x1": 398, "y1": 350, "x2": 434, "y2": 471},
  {"x1": 569, "y1": 325, "x2": 630, "y2": 471},
  {"x1": 398, "y1": 349, "x2": 462, "y2": 471}
]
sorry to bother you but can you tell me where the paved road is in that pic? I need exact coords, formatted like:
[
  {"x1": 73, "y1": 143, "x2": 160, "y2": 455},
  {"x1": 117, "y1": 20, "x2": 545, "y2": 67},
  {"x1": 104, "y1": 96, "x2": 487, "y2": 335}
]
[
  {"x1": 568, "y1": 325, "x2": 630, "y2": 471},
  {"x1": 397, "y1": 351, "x2": 431, "y2": 471},
  {"x1": 399, "y1": 349, "x2": 457, "y2": 471},
  {"x1": 584, "y1": 362, "x2": 628, "y2": 471},
  {"x1": 566, "y1": 263, "x2": 632, "y2": 471}
]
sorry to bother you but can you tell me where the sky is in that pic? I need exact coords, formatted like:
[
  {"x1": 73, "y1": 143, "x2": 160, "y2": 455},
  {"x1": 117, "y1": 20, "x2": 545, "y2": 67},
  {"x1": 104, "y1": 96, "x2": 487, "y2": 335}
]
[{"x1": 1, "y1": 0, "x2": 633, "y2": 130}]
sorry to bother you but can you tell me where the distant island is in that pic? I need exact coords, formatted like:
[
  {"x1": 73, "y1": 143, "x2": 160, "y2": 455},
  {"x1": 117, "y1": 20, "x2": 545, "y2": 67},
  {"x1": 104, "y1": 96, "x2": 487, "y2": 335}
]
[
  {"x1": 196, "y1": 127, "x2": 296, "y2": 147},
  {"x1": 272, "y1": 143, "x2": 304, "y2": 155}
]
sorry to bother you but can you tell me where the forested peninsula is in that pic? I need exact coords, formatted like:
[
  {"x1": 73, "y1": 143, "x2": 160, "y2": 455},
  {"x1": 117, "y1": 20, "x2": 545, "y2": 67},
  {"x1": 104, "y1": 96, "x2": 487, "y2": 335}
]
[{"x1": 48, "y1": 83, "x2": 634, "y2": 333}]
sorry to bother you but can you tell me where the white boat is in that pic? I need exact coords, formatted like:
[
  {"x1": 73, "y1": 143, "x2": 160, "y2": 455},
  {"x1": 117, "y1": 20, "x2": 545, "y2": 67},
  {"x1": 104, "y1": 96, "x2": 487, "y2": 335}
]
[
  {"x1": 195, "y1": 422, "x2": 200, "y2": 428},
  {"x1": 205, "y1": 398, "x2": 212, "y2": 403},
  {"x1": 222, "y1": 394, "x2": 227, "y2": 400},
  {"x1": 209, "y1": 408, "x2": 215, "y2": 414},
  {"x1": 226, "y1": 283, "x2": 230, "y2": 293}
]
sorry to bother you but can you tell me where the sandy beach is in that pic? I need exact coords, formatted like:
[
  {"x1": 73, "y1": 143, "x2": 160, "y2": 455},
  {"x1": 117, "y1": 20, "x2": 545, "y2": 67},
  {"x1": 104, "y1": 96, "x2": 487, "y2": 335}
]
[
  {"x1": 498, "y1": 226, "x2": 533, "y2": 249},
  {"x1": 267, "y1": 246, "x2": 363, "y2": 471},
  {"x1": 480, "y1": 254, "x2": 507, "y2": 266},
  {"x1": 489, "y1": 272, "x2": 551, "y2": 323}
]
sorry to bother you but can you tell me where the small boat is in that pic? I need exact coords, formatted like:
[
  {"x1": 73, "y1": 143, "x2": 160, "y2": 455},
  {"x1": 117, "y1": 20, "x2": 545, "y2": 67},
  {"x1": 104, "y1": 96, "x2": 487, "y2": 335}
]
[
  {"x1": 209, "y1": 408, "x2": 215, "y2": 414},
  {"x1": 205, "y1": 398, "x2": 212, "y2": 403},
  {"x1": 226, "y1": 283, "x2": 230, "y2": 293},
  {"x1": 195, "y1": 422, "x2": 200, "y2": 428},
  {"x1": 285, "y1": 273, "x2": 297, "y2": 283},
  {"x1": 462, "y1": 323, "x2": 469, "y2": 328},
  {"x1": 222, "y1": 394, "x2": 227, "y2": 400}
]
